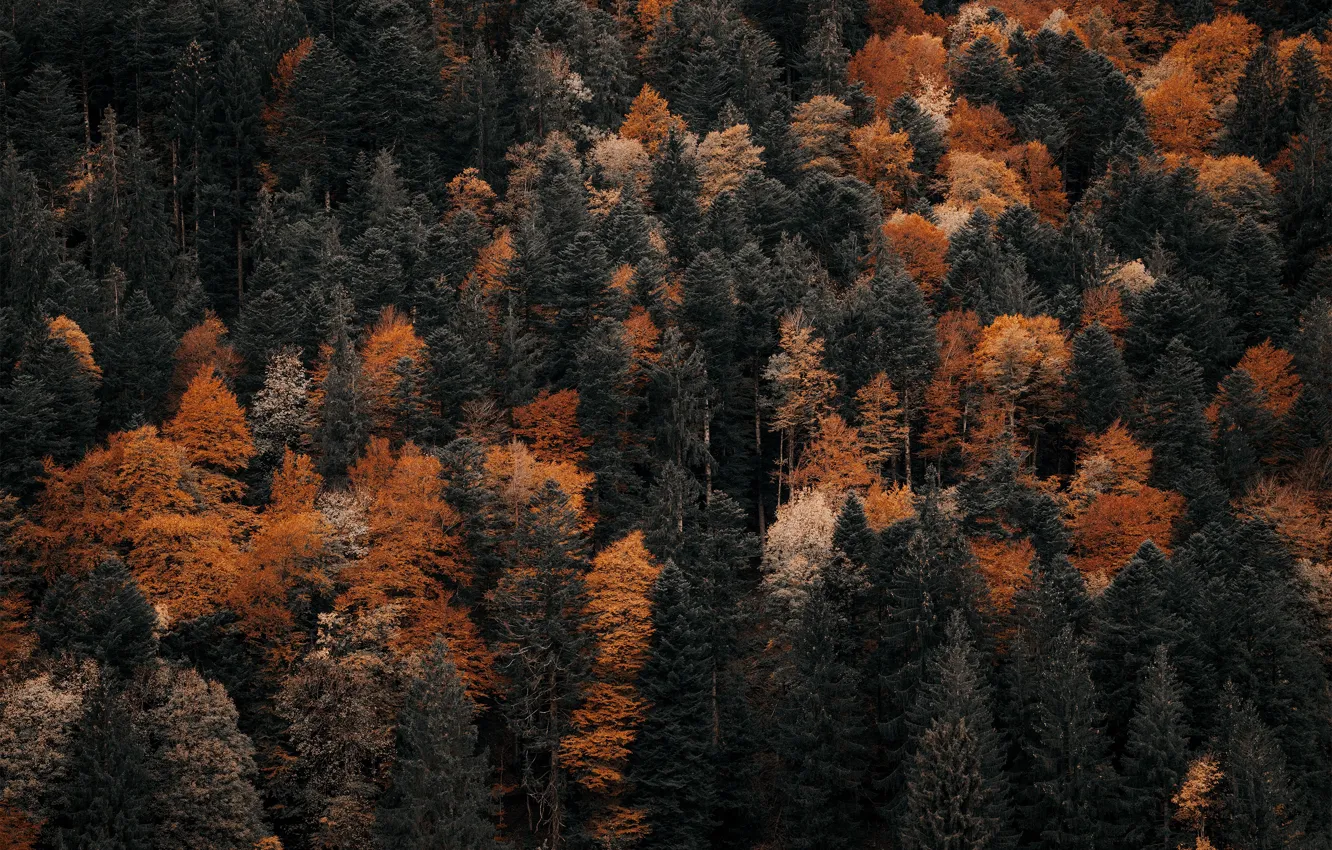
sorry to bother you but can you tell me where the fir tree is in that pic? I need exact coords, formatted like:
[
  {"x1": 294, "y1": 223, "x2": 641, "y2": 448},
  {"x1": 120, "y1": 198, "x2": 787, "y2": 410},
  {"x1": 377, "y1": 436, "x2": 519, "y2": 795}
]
[
  {"x1": 633, "y1": 562, "x2": 717, "y2": 850},
  {"x1": 100, "y1": 289, "x2": 176, "y2": 429},
  {"x1": 35, "y1": 559, "x2": 158, "y2": 679},
  {"x1": 1121, "y1": 646, "x2": 1189, "y2": 850},
  {"x1": 314, "y1": 297, "x2": 368, "y2": 481},
  {"x1": 1071, "y1": 322, "x2": 1131, "y2": 433},
  {"x1": 650, "y1": 129, "x2": 703, "y2": 264},
  {"x1": 900, "y1": 614, "x2": 1013, "y2": 850},
  {"x1": 1217, "y1": 220, "x2": 1292, "y2": 346},
  {"x1": 11, "y1": 64, "x2": 84, "y2": 193},
  {"x1": 0, "y1": 372, "x2": 62, "y2": 500},
  {"x1": 1216, "y1": 687, "x2": 1303, "y2": 850},
  {"x1": 1140, "y1": 339, "x2": 1212, "y2": 493},
  {"x1": 376, "y1": 640, "x2": 497, "y2": 850},
  {"x1": 1226, "y1": 41, "x2": 1286, "y2": 164},
  {"x1": 41, "y1": 687, "x2": 155, "y2": 850}
]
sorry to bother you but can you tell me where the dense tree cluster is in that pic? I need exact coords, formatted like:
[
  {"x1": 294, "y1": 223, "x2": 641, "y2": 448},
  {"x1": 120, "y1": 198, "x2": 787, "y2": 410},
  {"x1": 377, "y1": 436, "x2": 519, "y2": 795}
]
[{"x1": 1, "y1": 0, "x2": 1331, "y2": 848}]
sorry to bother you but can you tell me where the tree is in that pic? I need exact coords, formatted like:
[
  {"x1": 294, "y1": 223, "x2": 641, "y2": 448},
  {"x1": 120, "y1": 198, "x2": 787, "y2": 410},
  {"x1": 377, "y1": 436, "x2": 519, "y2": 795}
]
[
  {"x1": 250, "y1": 349, "x2": 311, "y2": 468},
  {"x1": 1225, "y1": 41, "x2": 1286, "y2": 163},
  {"x1": 1072, "y1": 322, "x2": 1131, "y2": 433},
  {"x1": 100, "y1": 289, "x2": 176, "y2": 430},
  {"x1": 487, "y1": 481, "x2": 591, "y2": 849},
  {"x1": 620, "y1": 85, "x2": 687, "y2": 156},
  {"x1": 900, "y1": 613, "x2": 1013, "y2": 850},
  {"x1": 375, "y1": 641, "x2": 497, "y2": 850},
  {"x1": 848, "y1": 117, "x2": 915, "y2": 208},
  {"x1": 35, "y1": 559, "x2": 157, "y2": 680},
  {"x1": 1216, "y1": 688, "x2": 1302, "y2": 850},
  {"x1": 41, "y1": 687, "x2": 155, "y2": 850},
  {"x1": 10, "y1": 64, "x2": 83, "y2": 192},
  {"x1": 697, "y1": 124, "x2": 764, "y2": 207},
  {"x1": 1121, "y1": 646, "x2": 1190, "y2": 850},
  {"x1": 144, "y1": 665, "x2": 270, "y2": 850},
  {"x1": 163, "y1": 366, "x2": 255, "y2": 473},
  {"x1": 632, "y1": 561, "x2": 715, "y2": 850},
  {"x1": 1140, "y1": 339, "x2": 1212, "y2": 493},
  {"x1": 0, "y1": 373, "x2": 62, "y2": 501},
  {"x1": 792, "y1": 95, "x2": 853, "y2": 174},
  {"x1": 765, "y1": 311, "x2": 839, "y2": 499},
  {"x1": 314, "y1": 301, "x2": 368, "y2": 481}
]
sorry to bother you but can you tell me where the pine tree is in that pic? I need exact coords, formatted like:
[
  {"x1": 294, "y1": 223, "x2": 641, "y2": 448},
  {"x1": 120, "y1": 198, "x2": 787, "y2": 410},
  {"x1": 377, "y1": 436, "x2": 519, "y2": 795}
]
[
  {"x1": 35, "y1": 559, "x2": 158, "y2": 679},
  {"x1": 487, "y1": 481, "x2": 591, "y2": 850},
  {"x1": 1021, "y1": 627, "x2": 1116, "y2": 850},
  {"x1": 101, "y1": 289, "x2": 176, "y2": 429},
  {"x1": 18, "y1": 323, "x2": 100, "y2": 467},
  {"x1": 1071, "y1": 322, "x2": 1131, "y2": 433},
  {"x1": 0, "y1": 372, "x2": 62, "y2": 500},
  {"x1": 775, "y1": 567, "x2": 868, "y2": 850},
  {"x1": 633, "y1": 561, "x2": 716, "y2": 850},
  {"x1": 866, "y1": 262, "x2": 939, "y2": 484},
  {"x1": 41, "y1": 687, "x2": 155, "y2": 850},
  {"x1": 314, "y1": 298, "x2": 368, "y2": 481},
  {"x1": 376, "y1": 640, "x2": 497, "y2": 850},
  {"x1": 1226, "y1": 41, "x2": 1286, "y2": 164},
  {"x1": 900, "y1": 614, "x2": 1013, "y2": 850},
  {"x1": 955, "y1": 37, "x2": 1016, "y2": 111},
  {"x1": 1121, "y1": 646, "x2": 1189, "y2": 850}
]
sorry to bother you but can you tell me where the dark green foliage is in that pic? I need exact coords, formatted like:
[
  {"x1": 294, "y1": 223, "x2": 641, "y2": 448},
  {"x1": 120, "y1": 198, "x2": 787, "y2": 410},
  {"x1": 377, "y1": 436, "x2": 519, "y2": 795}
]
[
  {"x1": 1139, "y1": 339, "x2": 1212, "y2": 493},
  {"x1": 313, "y1": 297, "x2": 368, "y2": 482},
  {"x1": 376, "y1": 641, "x2": 497, "y2": 850},
  {"x1": 41, "y1": 687, "x2": 156, "y2": 850},
  {"x1": 11, "y1": 64, "x2": 84, "y2": 192},
  {"x1": 1120, "y1": 646, "x2": 1189, "y2": 850},
  {"x1": 634, "y1": 561, "x2": 717, "y2": 850},
  {"x1": 900, "y1": 614, "x2": 1013, "y2": 850},
  {"x1": 100, "y1": 289, "x2": 175, "y2": 429},
  {"x1": 1072, "y1": 322, "x2": 1131, "y2": 433},
  {"x1": 1226, "y1": 42, "x2": 1287, "y2": 164},
  {"x1": 0, "y1": 373, "x2": 62, "y2": 499},
  {"x1": 35, "y1": 559, "x2": 158, "y2": 678},
  {"x1": 1215, "y1": 687, "x2": 1304, "y2": 850},
  {"x1": 1217, "y1": 220, "x2": 1292, "y2": 346}
]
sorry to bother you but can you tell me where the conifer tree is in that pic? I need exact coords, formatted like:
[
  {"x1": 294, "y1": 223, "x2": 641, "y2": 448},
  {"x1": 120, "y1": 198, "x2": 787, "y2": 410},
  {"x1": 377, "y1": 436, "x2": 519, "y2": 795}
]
[
  {"x1": 314, "y1": 298, "x2": 368, "y2": 481},
  {"x1": 650, "y1": 129, "x2": 703, "y2": 264},
  {"x1": 1216, "y1": 687, "x2": 1303, "y2": 850},
  {"x1": 376, "y1": 640, "x2": 497, "y2": 850},
  {"x1": 1218, "y1": 220, "x2": 1292, "y2": 346},
  {"x1": 901, "y1": 615, "x2": 1013, "y2": 850},
  {"x1": 1140, "y1": 339, "x2": 1212, "y2": 493},
  {"x1": 11, "y1": 64, "x2": 83, "y2": 193},
  {"x1": 101, "y1": 289, "x2": 176, "y2": 429},
  {"x1": 487, "y1": 481, "x2": 591, "y2": 849},
  {"x1": 1121, "y1": 646, "x2": 1189, "y2": 850},
  {"x1": 41, "y1": 687, "x2": 155, "y2": 850},
  {"x1": 0, "y1": 373, "x2": 61, "y2": 499},
  {"x1": 1226, "y1": 41, "x2": 1286, "y2": 164},
  {"x1": 35, "y1": 559, "x2": 158, "y2": 679},
  {"x1": 1071, "y1": 322, "x2": 1131, "y2": 433},
  {"x1": 633, "y1": 561, "x2": 716, "y2": 850}
]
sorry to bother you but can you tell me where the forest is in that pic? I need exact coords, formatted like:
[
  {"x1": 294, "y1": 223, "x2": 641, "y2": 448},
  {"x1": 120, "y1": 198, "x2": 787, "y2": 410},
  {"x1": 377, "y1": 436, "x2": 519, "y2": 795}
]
[{"x1": 0, "y1": 0, "x2": 1331, "y2": 847}]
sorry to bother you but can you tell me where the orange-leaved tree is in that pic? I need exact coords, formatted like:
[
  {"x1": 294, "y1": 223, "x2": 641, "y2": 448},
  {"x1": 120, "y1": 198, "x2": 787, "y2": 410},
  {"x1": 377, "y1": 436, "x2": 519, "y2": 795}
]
[
  {"x1": 359, "y1": 306, "x2": 428, "y2": 440},
  {"x1": 513, "y1": 389, "x2": 593, "y2": 465},
  {"x1": 167, "y1": 312, "x2": 241, "y2": 413},
  {"x1": 882, "y1": 213, "x2": 949, "y2": 298},
  {"x1": 848, "y1": 117, "x2": 916, "y2": 208},
  {"x1": 163, "y1": 365, "x2": 255, "y2": 474},
  {"x1": 789, "y1": 414, "x2": 877, "y2": 495},
  {"x1": 973, "y1": 314, "x2": 1070, "y2": 445},
  {"x1": 562, "y1": 531, "x2": 661, "y2": 845},
  {"x1": 765, "y1": 312, "x2": 839, "y2": 502},
  {"x1": 620, "y1": 85, "x2": 687, "y2": 156}
]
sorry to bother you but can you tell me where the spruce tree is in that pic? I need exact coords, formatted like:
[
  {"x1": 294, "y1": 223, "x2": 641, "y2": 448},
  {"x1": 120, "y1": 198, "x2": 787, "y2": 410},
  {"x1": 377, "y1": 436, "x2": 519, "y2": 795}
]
[
  {"x1": 1140, "y1": 339, "x2": 1212, "y2": 493},
  {"x1": 650, "y1": 129, "x2": 703, "y2": 264},
  {"x1": 1121, "y1": 646, "x2": 1190, "y2": 850},
  {"x1": 1021, "y1": 627, "x2": 1117, "y2": 850},
  {"x1": 100, "y1": 289, "x2": 176, "y2": 429},
  {"x1": 41, "y1": 687, "x2": 155, "y2": 850},
  {"x1": 633, "y1": 562, "x2": 717, "y2": 850},
  {"x1": 11, "y1": 64, "x2": 83, "y2": 193},
  {"x1": 314, "y1": 297, "x2": 368, "y2": 481},
  {"x1": 1071, "y1": 322, "x2": 1131, "y2": 433},
  {"x1": 0, "y1": 372, "x2": 62, "y2": 500},
  {"x1": 376, "y1": 640, "x2": 497, "y2": 850},
  {"x1": 18, "y1": 326, "x2": 100, "y2": 465},
  {"x1": 1216, "y1": 687, "x2": 1303, "y2": 850},
  {"x1": 35, "y1": 559, "x2": 158, "y2": 679},
  {"x1": 1226, "y1": 41, "x2": 1286, "y2": 164},
  {"x1": 487, "y1": 481, "x2": 592, "y2": 850},
  {"x1": 1217, "y1": 220, "x2": 1292, "y2": 346},
  {"x1": 774, "y1": 568, "x2": 868, "y2": 850},
  {"x1": 900, "y1": 614, "x2": 1013, "y2": 850}
]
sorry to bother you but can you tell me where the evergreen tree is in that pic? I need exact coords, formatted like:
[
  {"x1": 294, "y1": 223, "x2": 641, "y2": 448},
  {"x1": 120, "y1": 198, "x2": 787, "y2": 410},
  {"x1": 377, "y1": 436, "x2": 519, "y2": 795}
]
[
  {"x1": 1217, "y1": 220, "x2": 1292, "y2": 346},
  {"x1": 1071, "y1": 322, "x2": 1131, "y2": 433},
  {"x1": 16, "y1": 326, "x2": 100, "y2": 466},
  {"x1": 1216, "y1": 687, "x2": 1303, "y2": 850},
  {"x1": 41, "y1": 687, "x2": 155, "y2": 850},
  {"x1": 1226, "y1": 41, "x2": 1286, "y2": 164},
  {"x1": 11, "y1": 64, "x2": 84, "y2": 192},
  {"x1": 36, "y1": 559, "x2": 158, "y2": 679},
  {"x1": 0, "y1": 372, "x2": 62, "y2": 500},
  {"x1": 900, "y1": 614, "x2": 1013, "y2": 850},
  {"x1": 314, "y1": 297, "x2": 368, "y2": 481},
  {"x1": 376, "y1": 640, "x2": 497, "y2": 850},
  {"x1": 633, "y1": 561, "x2": 717, "y2": 850},
  {"x1": 100, "y1": 289, "x2": 176, "y2": 429},
  {"x1": 650, "y1": 129, "x2": 703, "y2": 264},
  {"x1": 487, "y1": 481, "x2": 591, "y2": 849},
  {"x1": 774, "y1": 567, "x2": 868, "y2": 850},
  {"x1": 1121, "y1": 646, "x2": 1189, "y2": 850},
  {"x1": 1021, "y1": 627, "x2": 1116, "y2": 850},
  {"x1": 1140, "y1": 339, "x2": 1212, "y2": 493}
]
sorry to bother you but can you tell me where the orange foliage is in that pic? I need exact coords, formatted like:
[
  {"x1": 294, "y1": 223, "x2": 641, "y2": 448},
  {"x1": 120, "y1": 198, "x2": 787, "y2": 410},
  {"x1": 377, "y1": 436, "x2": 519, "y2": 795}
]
[
  {"x1": 1163, "y1": 13, "x2": 1261, "y2": 103},
  {"x1": 0, "y1": 805, "x2": 38, "y2": 850},
  {"x1": 622, "y1": 306, "x2": 661, "y2": 370},
  {"x1": 848, "y1": 31, "x2": 948, "y2": 112},
  {"x1": 0, "y1": 584, "x2": 34, "y2": 671},
  {"x1": 1071, "y1": 487, "x2": 1184, "y2": 587},
  {"x1": 866, "y1": 0, "x2": 947, "y2": 36},
  {"x1": 512, "y1": 389, "x2": 592, "y2": 464},
  {"x1": 948, "y1": 99, "x2": 1015, "y2": 155},
  {"x1": 342, "y1": 440, "x2": 494, "y2": 692},
  {"x1": 620, "y1": 85, "x2": 686, "y2": 156},
  {"x1": 447, "y1": 167, "x2": 497, "y2": 225},
  {"x1": 1234, "y1": 341, "x2": 1301, "y2": 419},
  {"x1": 1069, "y1": 421, "x2": 1153, "y2": 507},
  {"x1": 944, "y1": 152, "x2": 1028, "y2": 218},
  {"x1": 163, "y1": 366, "x2": 255, "y2": 473},
  {"x1": 564, "y1": 531, "x2": 660, "y2": 839},
  {"x1": 848, "y1": 117, "x2": 916, "y2": 207},
  {"x1": 1238, "y1": 479, "x2": 1330, "y2": 563},
  {"x1": 971, "y1": 537, "x2": 1034, "y2": 612},
  {"x1": 1081, "y1": 285, "x2": 1127, "y2": 338},
  {"x1": 856, "y1": 372, "x2": 907, "y2": 469},
  {"x1": 47, "y1": 316, "x2": 101, "y2": 377},
  {"x1": 485, "y1": 441, "x2": 595, "y2": 526},
  {"x1": 920, "y1": 310, "x2": 981, "y2": 460},
  {"x1": 1143, "y1": 69, "x2": 1218, "y2": 156},
  {"x1": 263, "y1": 37, "x2": 314, "y2": 136},
  {"x1": 883, "y1": 214, "x2": 949, "y2": 298},
  {"x1": 231, "y1": 450, "x2": 327, "y2": 659},
  {"x1": 790, "y1": 414, "x2": 877, "y2": 495},
  {"x1": 466, "y1": 227, "x2": 514, "y2": 300},
  {"x1": 863, "y1": 480, "x2": 916, "y2": 530},
  {"x1": 14, "y1": 427, "x2": 246, "y2": 622},
  {"x1": 1004, "y1": 141, "x2": 1067, "y2": 225},
  {"x1": 168, "y1": 313, "x2": 241, "y2": 412},
  {"x1": 359, "y1": 307, "x2": 427, "y2": 438},
  {"x1": 974, "y1": 314, "x2": 1070, "y2": 432}
]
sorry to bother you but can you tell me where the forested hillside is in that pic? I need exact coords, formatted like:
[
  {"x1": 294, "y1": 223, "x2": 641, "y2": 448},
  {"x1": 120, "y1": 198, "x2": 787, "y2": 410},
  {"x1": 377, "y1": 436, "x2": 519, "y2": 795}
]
[{"x1": 1, "y1": 0, "x2": 1331, "y2": 847}]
